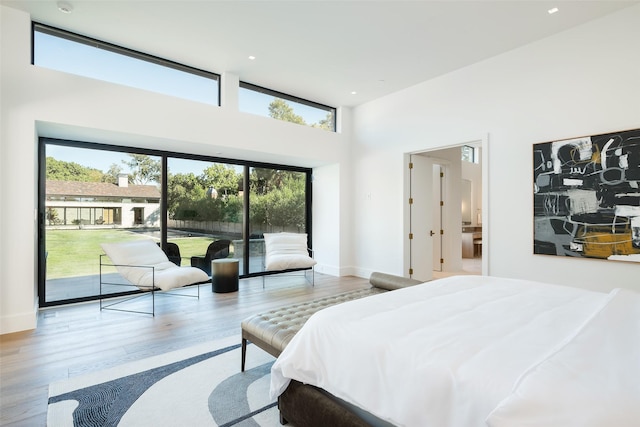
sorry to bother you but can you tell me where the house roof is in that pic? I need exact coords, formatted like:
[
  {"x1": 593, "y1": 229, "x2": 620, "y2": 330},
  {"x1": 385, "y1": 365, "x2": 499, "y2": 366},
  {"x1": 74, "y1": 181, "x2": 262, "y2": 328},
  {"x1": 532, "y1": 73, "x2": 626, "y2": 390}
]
[{"x1": 46, "y1": 180, "x2": 160, "y2": 199}]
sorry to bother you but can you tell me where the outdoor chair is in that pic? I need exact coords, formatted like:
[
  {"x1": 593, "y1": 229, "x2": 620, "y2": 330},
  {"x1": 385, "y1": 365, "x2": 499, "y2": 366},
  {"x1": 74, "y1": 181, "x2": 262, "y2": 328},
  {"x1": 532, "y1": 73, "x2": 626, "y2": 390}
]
[
  {"x1": 100, "y1": 239, "x2": 209, "y2": 315},
  {"x1": 190, "y1": 239, "x2": 231, "y2": 275},
  {"x1": 262, "y1": 232, "x2": 316, "y2": 288},
  {"x1": 157, "y1": 241, "x2": 182, "y2": 265}
]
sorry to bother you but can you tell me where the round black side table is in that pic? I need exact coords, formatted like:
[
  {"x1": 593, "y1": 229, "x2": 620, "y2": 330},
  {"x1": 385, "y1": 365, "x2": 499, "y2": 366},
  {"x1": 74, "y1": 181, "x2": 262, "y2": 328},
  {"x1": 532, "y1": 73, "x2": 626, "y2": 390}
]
[{"x1": 211, "y1": 258, "x2": 239, "y2": 293}]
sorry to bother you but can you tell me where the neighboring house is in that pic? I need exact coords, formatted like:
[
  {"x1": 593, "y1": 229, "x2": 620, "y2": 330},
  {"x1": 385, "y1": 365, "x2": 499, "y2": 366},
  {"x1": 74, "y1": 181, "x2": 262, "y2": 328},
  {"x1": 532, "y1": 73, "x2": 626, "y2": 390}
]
[{"x1": 45, "y1": 174, "x2": 160, "y2": 228}]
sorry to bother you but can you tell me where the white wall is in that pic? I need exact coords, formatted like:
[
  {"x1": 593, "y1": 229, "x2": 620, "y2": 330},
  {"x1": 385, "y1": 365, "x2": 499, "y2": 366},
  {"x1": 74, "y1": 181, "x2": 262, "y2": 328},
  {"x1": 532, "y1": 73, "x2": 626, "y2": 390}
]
[
  {"x1": 352, "y1": 5, "x2": 640, "y2": 293},
  {"x1": 0, "y1": 6, "x2": 350, "y2": 334},
  {"x1": 3, "y1": 5, "x2": 640, "y2": 334}
]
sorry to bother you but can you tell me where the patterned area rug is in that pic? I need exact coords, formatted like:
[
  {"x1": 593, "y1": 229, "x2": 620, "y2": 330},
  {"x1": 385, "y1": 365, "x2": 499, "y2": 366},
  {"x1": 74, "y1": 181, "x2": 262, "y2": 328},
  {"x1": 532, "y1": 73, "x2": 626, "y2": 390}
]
[{"x1": 47, "y1": 336, "x2": 279, "y2": 426}]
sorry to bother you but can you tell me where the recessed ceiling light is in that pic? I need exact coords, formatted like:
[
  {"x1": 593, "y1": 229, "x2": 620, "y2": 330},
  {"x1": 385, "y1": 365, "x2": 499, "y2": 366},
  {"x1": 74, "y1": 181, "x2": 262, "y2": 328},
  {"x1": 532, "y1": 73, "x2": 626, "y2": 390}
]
[
  {"x1": 248, "y1": 55, "x2": 256, "y2": 60},
  {"x1": 57, "y1": 1, "x2": 73, "y2": 13},
  {"x1": 548, "y1": 7, "x2": 559, "y2": 14},
  {"x1": 351, "y1": 91, "x2": 357, "y2": 95}
]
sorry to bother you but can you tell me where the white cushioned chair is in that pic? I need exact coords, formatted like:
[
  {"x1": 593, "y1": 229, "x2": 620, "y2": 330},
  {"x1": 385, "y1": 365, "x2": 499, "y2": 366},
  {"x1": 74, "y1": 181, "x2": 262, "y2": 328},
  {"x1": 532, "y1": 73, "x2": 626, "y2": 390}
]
[
  {"x1": 100, "y1": 239, "x2": 209, "y2": 315},
  {"x1": 263, "y1": 232, "x2": 317, "y2": 287}
]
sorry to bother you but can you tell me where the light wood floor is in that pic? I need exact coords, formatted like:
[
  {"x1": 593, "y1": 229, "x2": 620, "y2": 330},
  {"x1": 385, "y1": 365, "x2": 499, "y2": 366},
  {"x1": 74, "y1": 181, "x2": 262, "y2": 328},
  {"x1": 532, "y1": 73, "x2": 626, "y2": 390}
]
[{"x1": 0, "y1": 273, "x2": 371, "y2": 427}]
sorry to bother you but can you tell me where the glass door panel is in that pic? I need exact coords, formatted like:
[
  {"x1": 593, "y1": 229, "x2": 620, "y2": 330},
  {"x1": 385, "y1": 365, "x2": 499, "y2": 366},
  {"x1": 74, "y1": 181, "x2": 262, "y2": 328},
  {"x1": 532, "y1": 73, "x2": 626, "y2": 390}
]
[
  {"x1": 248, "y1": 167, "x2": 308, "y2": 273},
  {"x1": 167, "y1": 158, "x2": 243, "y2": 273},
  {"x1": 44, "y1": 145, "x2": 161, "y2": 303}
]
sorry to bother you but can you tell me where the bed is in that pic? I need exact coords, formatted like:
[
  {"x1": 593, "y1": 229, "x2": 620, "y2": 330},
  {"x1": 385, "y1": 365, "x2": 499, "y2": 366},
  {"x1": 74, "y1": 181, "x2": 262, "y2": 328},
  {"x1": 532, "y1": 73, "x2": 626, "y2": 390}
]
[{"x1": 270, "y1": 275, "x2": 640, "y2": 427}]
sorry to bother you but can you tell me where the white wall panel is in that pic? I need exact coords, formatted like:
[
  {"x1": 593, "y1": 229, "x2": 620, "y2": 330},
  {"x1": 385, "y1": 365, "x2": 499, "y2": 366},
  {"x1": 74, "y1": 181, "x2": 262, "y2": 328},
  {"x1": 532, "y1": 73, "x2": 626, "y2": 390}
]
[{"x1": 352, "y1": 5, "x2": 640, "y2": 292}]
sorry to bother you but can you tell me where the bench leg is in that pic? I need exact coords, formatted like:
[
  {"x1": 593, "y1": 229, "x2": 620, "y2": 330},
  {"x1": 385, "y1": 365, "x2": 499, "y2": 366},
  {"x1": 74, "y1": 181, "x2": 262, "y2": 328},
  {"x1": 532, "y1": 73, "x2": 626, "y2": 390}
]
[
  {"x1": 241, "y1": 337, "x2": 247, "y2": 372},
  {"x1": 279, "y1": 412, "x2": 289, "y2": 425}
]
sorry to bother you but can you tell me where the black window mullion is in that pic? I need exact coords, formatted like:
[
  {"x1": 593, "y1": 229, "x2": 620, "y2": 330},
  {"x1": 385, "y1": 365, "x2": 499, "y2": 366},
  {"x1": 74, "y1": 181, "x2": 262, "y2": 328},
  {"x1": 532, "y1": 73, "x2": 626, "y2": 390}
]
[
  {"x1": 39, "y1": 137, "x2": 313, "y2": 306},
  {"x1": 160, "y1": 156, "x2": 168, "y2": 251},
  {"x1": 243, "y1": 166, "x2": 251, "y2": 276}
]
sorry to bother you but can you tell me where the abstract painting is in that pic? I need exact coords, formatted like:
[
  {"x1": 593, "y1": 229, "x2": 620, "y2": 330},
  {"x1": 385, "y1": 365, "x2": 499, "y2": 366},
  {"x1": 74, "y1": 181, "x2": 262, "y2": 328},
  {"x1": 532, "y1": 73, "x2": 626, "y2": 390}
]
[{"x1": 533, "y1": 128, "x2": 640, "y2": 262}]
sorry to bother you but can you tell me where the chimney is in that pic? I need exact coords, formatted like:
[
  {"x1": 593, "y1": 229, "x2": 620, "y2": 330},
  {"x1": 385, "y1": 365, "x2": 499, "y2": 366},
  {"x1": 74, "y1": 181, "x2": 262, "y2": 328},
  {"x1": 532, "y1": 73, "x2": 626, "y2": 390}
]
[{"x1": 118, "y1": 173, "x2": 128, "y2": 187}]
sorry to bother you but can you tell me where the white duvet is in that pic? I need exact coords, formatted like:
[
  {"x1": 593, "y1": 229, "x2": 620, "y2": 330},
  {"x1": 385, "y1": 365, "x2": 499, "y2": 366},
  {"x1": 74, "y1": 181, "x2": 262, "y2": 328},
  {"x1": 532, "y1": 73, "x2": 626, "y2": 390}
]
[{"x1": 270, "y1": 275, "x2": 640, "y2": 427}]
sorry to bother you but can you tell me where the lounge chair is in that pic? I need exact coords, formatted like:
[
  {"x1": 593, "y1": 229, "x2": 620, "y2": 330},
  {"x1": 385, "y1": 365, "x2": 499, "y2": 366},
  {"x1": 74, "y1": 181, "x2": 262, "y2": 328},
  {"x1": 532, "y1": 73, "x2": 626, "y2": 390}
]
[
  {"x1": 262, "y1": 232, "x2": 317, "y2": 287},
  {"x1": 100, "y1": 239, "x2": 209, "y2": 315}
]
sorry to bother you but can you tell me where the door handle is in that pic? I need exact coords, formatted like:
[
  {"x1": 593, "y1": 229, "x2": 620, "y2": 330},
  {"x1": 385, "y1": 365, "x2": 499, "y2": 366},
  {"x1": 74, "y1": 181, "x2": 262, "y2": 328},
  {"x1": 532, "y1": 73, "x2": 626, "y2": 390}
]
[{"x1": 430, "y1": 230, "x2": 435, "y2": 236}]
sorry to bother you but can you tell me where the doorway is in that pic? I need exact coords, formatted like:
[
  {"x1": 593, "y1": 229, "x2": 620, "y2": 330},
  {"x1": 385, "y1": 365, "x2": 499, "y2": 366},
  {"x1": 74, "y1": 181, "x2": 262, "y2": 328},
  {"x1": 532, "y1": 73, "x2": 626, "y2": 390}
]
[
  {"x1": 406, "y1": 139, "x2": 487, "y2": 279},
  {"x1": 133, "y1": 207, "x2": 144, "y2": 225}
]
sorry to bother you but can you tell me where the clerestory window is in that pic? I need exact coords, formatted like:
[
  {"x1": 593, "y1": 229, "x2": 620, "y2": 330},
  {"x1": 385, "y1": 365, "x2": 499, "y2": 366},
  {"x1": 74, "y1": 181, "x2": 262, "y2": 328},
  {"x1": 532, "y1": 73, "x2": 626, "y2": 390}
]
[
  {"x1": 239, "y1": 82, "x2": 336, "y2": 132},
  {"x1": 32, "y1": 23, "x2": 220, "y2": 106}
]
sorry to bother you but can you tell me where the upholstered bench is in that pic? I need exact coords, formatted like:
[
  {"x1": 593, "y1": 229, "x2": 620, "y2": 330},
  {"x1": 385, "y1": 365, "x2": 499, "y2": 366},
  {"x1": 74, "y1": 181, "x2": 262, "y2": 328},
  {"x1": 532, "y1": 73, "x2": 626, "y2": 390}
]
[{"x1": 241, "y1": 272, "x2": 422, "y2": 371}]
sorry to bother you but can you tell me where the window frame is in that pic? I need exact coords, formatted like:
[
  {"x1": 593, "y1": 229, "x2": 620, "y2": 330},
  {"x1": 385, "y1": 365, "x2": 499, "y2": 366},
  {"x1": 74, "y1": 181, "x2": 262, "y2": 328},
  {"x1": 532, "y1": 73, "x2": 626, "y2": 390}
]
[
  {"x1": 38, "y1": 137, "x2": 313, "y2": 307},
  {"x1": 32, "y1": 22, "x2": 221, "y2": 106},
  {"x1": 461, "y1": 145, "x2": 479, "y2": 164},
  {"x1": 240, "y1": 81, "x2": 337, "y2": 132}
]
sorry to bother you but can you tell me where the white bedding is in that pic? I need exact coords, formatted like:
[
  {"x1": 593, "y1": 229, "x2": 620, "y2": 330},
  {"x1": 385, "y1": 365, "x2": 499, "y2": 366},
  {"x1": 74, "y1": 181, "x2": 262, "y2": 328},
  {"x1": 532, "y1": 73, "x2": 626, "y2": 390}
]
[
  {"x1": 270, "y1": 275, "x2": 638, "y2": 427},
  {"x1": 487, "y1": 287, "x2": 640, "y2": 427}
]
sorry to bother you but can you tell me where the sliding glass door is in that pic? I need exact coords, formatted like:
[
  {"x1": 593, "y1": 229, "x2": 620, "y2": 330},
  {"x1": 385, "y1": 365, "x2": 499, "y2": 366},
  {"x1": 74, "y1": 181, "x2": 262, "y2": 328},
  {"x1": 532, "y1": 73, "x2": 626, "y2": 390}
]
[
  {"x1": 39, "y1": 139, "x2": 312, "y2": 307},
  {"x1": 248, "y1": 167, "x2": 309, "y2": 273},
  {"x1": 43, "y1": 144, "x2": 162, "y2": 303},
  {"x1": 166, "y1": 158, "x2": 243, "y2": 271}
]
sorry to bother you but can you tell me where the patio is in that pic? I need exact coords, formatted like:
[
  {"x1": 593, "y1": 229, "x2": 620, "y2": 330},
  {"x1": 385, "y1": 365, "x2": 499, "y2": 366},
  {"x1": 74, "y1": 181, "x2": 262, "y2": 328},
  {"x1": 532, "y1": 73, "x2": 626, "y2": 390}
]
[{"x1": 44, "y1": 255, "x2": 275, "y2": 303}]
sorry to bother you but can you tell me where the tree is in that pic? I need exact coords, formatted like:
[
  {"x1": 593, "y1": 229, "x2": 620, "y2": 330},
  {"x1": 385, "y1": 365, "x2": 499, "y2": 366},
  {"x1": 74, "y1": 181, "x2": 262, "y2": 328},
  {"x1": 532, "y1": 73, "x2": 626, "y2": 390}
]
[
  {"x1": 102, "y1": 163, "x2": 123, "y2": 184},
  {"x1": 166, "y1": 172, "x2": 205, "y2": 219},
  {"x1": 269, "y1": 98, "x2": 334, "y2": 130},
  {"x1": 122, "y1": 154, "x2": 160, "y2": 184},
  {"x1": 250, "y1": 168, "x2": 294, "y2": 195},
  {"x1": 312, "y1": 111, "x2": 335, "y2": 131},
  {"x1": 200, "y1": 164, "x2": 241, "y2": 198},
  {"x1": 46, "y1": 208, "x2": 61, "y2": 225},
  {"x1": 268, "y1": 99, "x2": 306, "y2": 125},
  {"x1": 46, "y1": 157, "x2": 103, "y2": 182},
  {"x1": 249, "y1": 171, "x2": 306, "y2": 232},
  {"x1": 223, "y1": 194, "x2": 243, "y2": 223}
]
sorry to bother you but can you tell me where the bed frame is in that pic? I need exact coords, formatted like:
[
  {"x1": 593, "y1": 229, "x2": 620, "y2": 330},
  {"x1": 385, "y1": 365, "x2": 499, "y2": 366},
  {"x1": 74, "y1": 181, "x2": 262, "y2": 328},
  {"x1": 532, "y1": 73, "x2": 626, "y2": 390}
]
[{"x1": 278, "y1": 380, "x2": 394, "y2": 427}]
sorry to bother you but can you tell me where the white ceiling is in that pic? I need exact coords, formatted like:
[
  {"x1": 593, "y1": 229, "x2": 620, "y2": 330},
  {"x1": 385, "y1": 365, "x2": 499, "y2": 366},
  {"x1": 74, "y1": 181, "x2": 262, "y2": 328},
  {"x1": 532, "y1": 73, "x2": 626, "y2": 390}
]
[{"x1": 2, "y1": 0, "x2": 638, "y2": 108}]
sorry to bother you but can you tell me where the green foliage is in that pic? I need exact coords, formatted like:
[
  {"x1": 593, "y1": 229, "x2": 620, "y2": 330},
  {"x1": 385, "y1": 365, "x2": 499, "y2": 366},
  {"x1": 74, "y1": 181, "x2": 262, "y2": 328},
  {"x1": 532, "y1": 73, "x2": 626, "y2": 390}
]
[
  {"x1": 250, "y1": 169, "x2": 301, "y2": 195},
  {"x1": 249, "y1": 171, "x2": 306, "y2": 232},
  {"x1": 47, "y1": 150, "x2": 306, "y2": 232},
  {"x1": 223, "y1": 194, "x2": 243, "y2": 222},
  {"x1": 200, "y1": 164, "x2": 241, "y2": 197},
  {"x1": 167, "y1": 172, "x2": 205, "y2": 219},
  {"x1": 122, "y1": 154, "x2": 160, "y2": 184},
  {"x1": 46, "y1": 157, "x2": 104, "y2": 182},
  {"x1": 269, "y1": 99, "x2": 306, "y2": 125},
  {"x1": 46, "y1": 153, "x2": 161, "y2": 185},
  {"x1": 268, "y1": 98, "x2": 334, "y2": 130},
  {"x1": 46, "y1": 208, "x2": 61, "y2": 225},
  {"x1": 312, "y1": 111, "x2": 335, "y2": 131},
  {"x1": 167, "y1": 166, "x2": 242, "y2": 221},
  {"x1": 102, "y1": 163, "x2": 123, "y2": 184}
]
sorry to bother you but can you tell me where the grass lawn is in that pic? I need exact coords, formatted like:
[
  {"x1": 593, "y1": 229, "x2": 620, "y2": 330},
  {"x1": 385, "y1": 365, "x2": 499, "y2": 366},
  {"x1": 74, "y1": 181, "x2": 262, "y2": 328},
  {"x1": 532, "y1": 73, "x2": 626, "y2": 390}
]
[{"x1": 45, "y1": 229, "x2": 215, "y2": 279}]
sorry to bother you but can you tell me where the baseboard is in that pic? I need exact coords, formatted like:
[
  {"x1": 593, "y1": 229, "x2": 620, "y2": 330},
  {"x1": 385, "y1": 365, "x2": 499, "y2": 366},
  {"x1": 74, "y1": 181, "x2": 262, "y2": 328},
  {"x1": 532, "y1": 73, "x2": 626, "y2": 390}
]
[
  {"x1": 336, "y1": 266, "x2": 369, "y2": 278},
  {"x1": 314, "y1": 263, "x2": 341, "y2": 277},
  {"x1": 315, "y1": 264, "x2": 369, "y2": 278},
  {"x1": 0, "y1": 299, "x2": 38, "y2": 335}
]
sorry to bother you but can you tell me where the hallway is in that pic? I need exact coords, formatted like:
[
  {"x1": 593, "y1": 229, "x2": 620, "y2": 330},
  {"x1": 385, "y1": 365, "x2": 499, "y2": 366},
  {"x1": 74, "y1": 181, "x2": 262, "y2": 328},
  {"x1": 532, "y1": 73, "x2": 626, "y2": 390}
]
[{"x1": 433, "y1": 257, "x2": 481, "y2": 279}]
